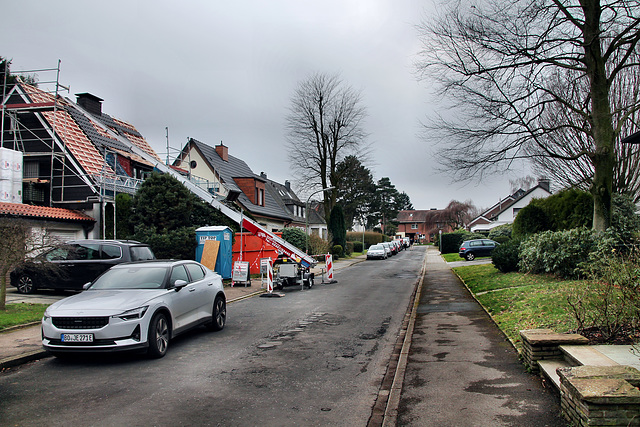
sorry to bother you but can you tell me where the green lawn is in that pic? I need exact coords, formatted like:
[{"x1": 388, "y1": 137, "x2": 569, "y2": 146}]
[
  {"x1": 441, "y1": 252, "x2": 491, "y2": 263},
  {"x1": 0, "y1": 303, "x2": 48, "y2": 331},
  {"x1": 453, "y1": 264, "x2": 586, "y2": 350},
  {"x1": 441, "y1": 253, "x2": 461, "y2": 262}
]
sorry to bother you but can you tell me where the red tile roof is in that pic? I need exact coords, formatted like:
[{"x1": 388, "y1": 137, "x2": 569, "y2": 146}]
[
  {"x1": 21, "y1": 85, "x2": 113, "y2": 177},
  {"x1": 0, "y1": 202, "x2": 95, "y2": 222}
]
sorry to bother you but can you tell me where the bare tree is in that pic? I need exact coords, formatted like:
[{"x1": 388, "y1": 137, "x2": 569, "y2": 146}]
[
  {"x1": 442, "y1": 200, "x2": 476, "y2": 230},
  {"x1": 417, "y1": 0, "x2": 640, "y2": 230},
  {"x1": 528, "y1": 52, "x2": 640, "y2": 202},
  {"x1": 0, "y1": 219, "x2": 59, "y2": 310},
  {"x1": 286, "y1": 73, "x2": 367, "y2": 221}
]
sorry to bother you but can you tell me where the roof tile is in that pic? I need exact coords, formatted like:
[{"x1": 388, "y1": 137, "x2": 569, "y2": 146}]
[{"x1": 0, "y1": 202, "x2": 95, "y2": 222}]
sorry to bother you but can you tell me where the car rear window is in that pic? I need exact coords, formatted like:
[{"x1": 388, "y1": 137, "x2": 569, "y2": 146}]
[
  {"x1": 130, "y1": 246, "x2": 155, "y2": 261},
  {"x1": 185, "y1": 263, "x2": 206, "y2": 281},
  {"x1": 101, "y1": 244, "x2": 122, "y2": 259}
]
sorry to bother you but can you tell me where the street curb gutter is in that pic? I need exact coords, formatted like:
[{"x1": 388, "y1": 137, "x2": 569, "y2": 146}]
[
  {"x1": 382, "y1": 250, "x2": 428, "y2": 426},
  {"x1": 0, "y1": 349, "x2": 48, "y2": 370}
]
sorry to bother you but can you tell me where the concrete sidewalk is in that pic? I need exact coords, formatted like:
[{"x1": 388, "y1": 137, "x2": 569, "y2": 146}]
[{"x1": 394, "y1": 246, "x2": 565, "y2": 426}]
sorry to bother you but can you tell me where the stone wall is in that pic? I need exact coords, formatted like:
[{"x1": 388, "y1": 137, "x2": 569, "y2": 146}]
[
  {"x1": 558, "y1": 365, "x2": 640, "y2": 426},
  {"x1": 520, "y1": 328, "x2": 588, "y2": 373}
]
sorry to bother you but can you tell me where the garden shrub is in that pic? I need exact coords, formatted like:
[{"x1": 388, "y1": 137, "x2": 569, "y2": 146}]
[
  {"x1": 512, "y1": 203, "x2": 551, "y2": 238},
  {"x1": 519, "y1": 228, "x2": 607, "y2": 279},
  {"x1": 491, "y1": 239, "x2": 521, "y2": 273},
  {"x1": 567, "y1": 250, "x2": 640, "y2": 341},
  {"x1": 308, "y1": 234, "x2": 329, "y2": 256},
  {"x1": 331, "y1": 245, "x2": 344, "y2": 259},
  {"x1": 488, "y1": 223, "x2": 512, "y2": 241},
  {"x1": 345, "y1": 241, "x2": 354, "y2": 256},
  {"x1": 610, "y1": 193, "x2": 640, "y2": 246},
  {"x1": 541, "y1": 188, "x2": 593, "y2": 230},
  {"x1": 281, "y1": 227, "x2": 308, "y2": 251},
  {"x1": 353, "y1": 241, "x2": 363, "y2": 253}
]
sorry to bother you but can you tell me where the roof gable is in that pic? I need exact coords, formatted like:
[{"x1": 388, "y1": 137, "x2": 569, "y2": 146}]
[{"x1": 182, "y1": 139, "x2": 295, "y2": 222}]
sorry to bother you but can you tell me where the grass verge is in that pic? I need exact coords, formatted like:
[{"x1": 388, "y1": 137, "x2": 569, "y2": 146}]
[
  {"x1": 453, "y1": 264, "x2": 585, "y2": 351},
  {"x1": 0, "y1": 303, "x2": 48, "y2": 331}
]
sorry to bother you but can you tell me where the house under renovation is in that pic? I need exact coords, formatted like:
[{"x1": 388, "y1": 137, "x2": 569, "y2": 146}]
[{"x1": 1, "y1": 79, "x2": 161, "y2": 237}]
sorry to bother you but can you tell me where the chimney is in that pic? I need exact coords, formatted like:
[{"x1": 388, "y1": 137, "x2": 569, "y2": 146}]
[
  {"x1": 538, "y1": 177, "x2": 551, "y2": 192},
  {"x1": 285, "y1": 180, "x2": 291, "y2": 191},
  {"x1": 260, "y1": 172, "x2": 267, "y2": 179},
  {"x1": 215, "y1": 143, "x2": 228, "y2": 162},
  {"x1": 76, "y1": 93, "x2": 103, "y2": 116}
]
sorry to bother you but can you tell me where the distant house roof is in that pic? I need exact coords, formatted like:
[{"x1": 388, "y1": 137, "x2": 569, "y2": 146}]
[
  {"x1": 180, "y1": 139, "x2": 303, "y2": 223},
  {"x1": 0, "y1": 202, "x2": 95, "y2": 223},
  {"x1": 468, "y1": 180, "x2": 552, "y2": 230},
  {"x1": 397, "y1": 210, "x2": 444, "y2": 224}
]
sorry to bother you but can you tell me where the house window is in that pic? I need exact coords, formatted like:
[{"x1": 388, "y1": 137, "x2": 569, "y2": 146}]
[
  {"x1": 257, "y1": 188, "x2": 264, "y2": 206},
  {"x1": 411, "y1": 223, "x2": 418, "y2": 229},
  {"x1": 513, "y1": 208, "x2": 521, "y2": 218}
]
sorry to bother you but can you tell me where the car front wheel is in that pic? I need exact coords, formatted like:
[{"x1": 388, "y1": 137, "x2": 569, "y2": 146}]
[
  {"x1": 16, "y1": 274, "x2": 36, "y2": 294},
  {"x1": 147, "y1": 312, "x2": 169, "y2": 358},
  {"x1": 465, "y1": 252, "x2": 475, "y2": 261},
  {"x1": 207, "y1": 296, "x2": 226, "y2": 332}
]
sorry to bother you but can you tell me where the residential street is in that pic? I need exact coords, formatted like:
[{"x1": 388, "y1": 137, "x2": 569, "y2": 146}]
[{"x1": 0, "y1": 248, "x2": 423, "y2": 426}]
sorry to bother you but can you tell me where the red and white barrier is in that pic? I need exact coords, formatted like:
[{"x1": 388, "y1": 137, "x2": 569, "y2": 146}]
[
  {"x1": 322, "y1": 253, "x2": 337, "y2": 284},
  {"x1": 326, "y1": 253, "x2": 334, "y2": 281},
  {"x1": 267, "y1": 259, "x2": 274, "y2": 293}
]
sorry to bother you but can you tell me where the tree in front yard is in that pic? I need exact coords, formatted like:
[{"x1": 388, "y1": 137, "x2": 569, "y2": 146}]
[
  {"x1": 417, "y1": 0, "x2": 640, "y2": 230},
  {"x1": 0, "y1": 219, "x2": 58, "y2": 310},
  {"x1": 127, "y1": 172, "x2": 238, "y2": 259}
]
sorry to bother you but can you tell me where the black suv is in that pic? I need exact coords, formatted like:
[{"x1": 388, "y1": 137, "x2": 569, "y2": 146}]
[
  {"x1": 11, "y1": 240, "x2": 155, "y2": 294},
  {"x1": 458, "y1": 239, "x2": 498, "y2": 261}
]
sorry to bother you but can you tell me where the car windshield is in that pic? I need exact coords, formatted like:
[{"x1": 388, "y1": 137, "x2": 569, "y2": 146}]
[
  {"x1": 370, "y1": 245, "x2": 383, "y2": 250},
  {"x1": 90, "y1": 266, "x2": 168, "y2": 290}
]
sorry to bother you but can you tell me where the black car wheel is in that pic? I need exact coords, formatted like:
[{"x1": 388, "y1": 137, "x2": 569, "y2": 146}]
[
  {"x1": 16, "y1": 274, "x2": 36, "y2": 294},
  {"x1": 207, "y1": 295, "x2": 226, "y2": 332},
  {"x1": 465, "y1": 252, "x2": 476, "y2": 261},
  {"x1": 147, "y1": 312, "x2": 169, "y2": 358}
]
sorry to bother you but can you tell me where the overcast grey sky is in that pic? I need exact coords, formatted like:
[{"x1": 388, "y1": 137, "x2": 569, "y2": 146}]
[{"x1": 1, "y1": 0, "x2": 529, "y2": 210}]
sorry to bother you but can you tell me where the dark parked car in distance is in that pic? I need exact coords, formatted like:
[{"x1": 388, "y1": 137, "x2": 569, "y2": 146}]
[
  {"x1": 458, "y1": 239, "x2": 499, "y2": 261},
  {"x1": 11, "y1": 239, "x2": 155, "y2": 294}
]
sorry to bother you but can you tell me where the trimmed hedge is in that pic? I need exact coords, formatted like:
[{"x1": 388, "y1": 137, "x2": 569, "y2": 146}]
[{"x1": 440, "y1": 230, "x2": 486, "y2": 254}]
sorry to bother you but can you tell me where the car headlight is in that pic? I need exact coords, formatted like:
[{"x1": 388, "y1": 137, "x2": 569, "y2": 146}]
[
  {"x1": 114, "y1": 306, "x2": 149, "y2": 321},
  {"x1": 42, "y1": 308, "x2": 51, "y2": 322}
]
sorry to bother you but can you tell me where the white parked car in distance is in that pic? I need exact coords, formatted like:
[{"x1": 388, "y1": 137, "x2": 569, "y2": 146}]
[{"x1": 367, "y1": 244, "x2": 387, "y2": 260}]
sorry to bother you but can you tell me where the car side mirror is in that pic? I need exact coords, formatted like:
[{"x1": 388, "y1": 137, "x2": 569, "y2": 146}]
[
  {"x1": 173, "y1": 279, "x2": 188, "y2": 291},
  {"x1": 82, "y1": 282, "x2": 92, "y2": 290}
]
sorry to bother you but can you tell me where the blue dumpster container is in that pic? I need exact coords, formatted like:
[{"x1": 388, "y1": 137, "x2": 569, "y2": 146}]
[{"x1": 195, "y1": 226, "x2": 233, "y2": 279}]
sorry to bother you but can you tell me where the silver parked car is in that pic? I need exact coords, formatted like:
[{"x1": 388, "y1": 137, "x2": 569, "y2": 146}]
[
  {"x1": 367, "y1": 244, "x2": 387, "y2": 260},
  {"x1": 41, "y1": 260, "x2": 226, "y2": 358}
]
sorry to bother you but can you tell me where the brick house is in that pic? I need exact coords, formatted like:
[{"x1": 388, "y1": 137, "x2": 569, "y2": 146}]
[{"x1": 396, "y1": 209, "x2": 455, "y2": 243}]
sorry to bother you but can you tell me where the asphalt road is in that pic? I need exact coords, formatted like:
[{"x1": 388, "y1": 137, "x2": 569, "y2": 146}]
[{"x1": 0, "y1": 247, "x2": 425, "y2": 426}]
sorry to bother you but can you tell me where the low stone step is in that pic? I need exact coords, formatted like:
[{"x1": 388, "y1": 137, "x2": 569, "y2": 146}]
[
  {"x1": 538, "y1": 359, "x2": 572, "y2": 390},
  {"x1": 560, "y1": 345, "x2": 619, "y2": 367}
]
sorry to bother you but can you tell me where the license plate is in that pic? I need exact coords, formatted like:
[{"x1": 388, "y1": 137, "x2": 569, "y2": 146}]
[{"x1": 61, "y1": 333, "x2": 94, "y2": 343}]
